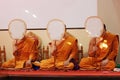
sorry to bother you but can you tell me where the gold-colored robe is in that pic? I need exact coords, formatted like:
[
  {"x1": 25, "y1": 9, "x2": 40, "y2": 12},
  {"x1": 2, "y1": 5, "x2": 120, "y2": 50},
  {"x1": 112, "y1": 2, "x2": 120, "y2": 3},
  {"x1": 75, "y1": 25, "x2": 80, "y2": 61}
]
[
  {"x1": 79, "y1": 32, "x2": 119, "y2": 70},
  {"x1": 34, "y1": 34, "x2": 78, "y2": 70},
  {"x1": 1, "y1": 36, "x2": 39, "y2": 68}
]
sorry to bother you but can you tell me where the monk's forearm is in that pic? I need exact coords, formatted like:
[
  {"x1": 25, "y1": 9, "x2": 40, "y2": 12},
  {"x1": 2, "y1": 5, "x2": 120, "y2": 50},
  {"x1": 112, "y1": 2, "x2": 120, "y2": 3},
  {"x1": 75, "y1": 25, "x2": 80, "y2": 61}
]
[
  {"x1": 89, "y1": 51, "x2": 96, "y2": 57},
  {"x1": 67, "y1": 57, "x2": 72, "y2": 62}
]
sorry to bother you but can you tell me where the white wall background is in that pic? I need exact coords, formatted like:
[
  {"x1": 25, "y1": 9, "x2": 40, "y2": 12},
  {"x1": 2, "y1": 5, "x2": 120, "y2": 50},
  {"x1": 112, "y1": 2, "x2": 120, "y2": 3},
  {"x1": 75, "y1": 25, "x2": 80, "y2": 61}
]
[
  {"x1": 98, "y1": 0, "x2": 120, "y2": 37},
  {"x1": 0, "y1": 0, "x2": 97, "y2": 29}
]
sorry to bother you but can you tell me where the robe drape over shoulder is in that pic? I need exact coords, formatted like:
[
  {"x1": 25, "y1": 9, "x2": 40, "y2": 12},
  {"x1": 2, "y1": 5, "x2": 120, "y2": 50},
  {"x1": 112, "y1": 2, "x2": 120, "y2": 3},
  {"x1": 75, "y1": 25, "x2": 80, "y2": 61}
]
[
  {"x1": 79, "y1": 32, "x2": 119, "y2": 70},
  {"x1": 1, "y1": 36, "x2": 39, "y2": 68}
]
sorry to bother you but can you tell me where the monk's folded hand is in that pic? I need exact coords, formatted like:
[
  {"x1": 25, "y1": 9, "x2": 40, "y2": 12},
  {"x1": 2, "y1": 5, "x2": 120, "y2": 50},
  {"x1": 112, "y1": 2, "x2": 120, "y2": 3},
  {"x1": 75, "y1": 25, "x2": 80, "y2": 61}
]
[
  {"x1": 93, "y1": 46, "x2": 98, "y2": 52},
  {"x1": 101, "y1": 59, "x2": 109, "y2": 66},
  {"x1": 25, "y1": 59, "x2": 32, "y2": 68},
  {"x1": 89, "y1": 46, "x2": 98, "y2": 57},
  {"x1": 64, "y1": 60, "x2": 70, "y2": 66},
  {"x1": 96, "y1": 37, "x2": 103, "y2": 44}
]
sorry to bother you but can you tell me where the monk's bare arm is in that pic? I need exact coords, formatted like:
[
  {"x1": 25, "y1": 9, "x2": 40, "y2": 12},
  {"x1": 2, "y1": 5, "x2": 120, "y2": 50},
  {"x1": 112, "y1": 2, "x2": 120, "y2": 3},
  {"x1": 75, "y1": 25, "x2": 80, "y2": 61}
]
[{"x1": 88, "y1": 38, "x2": 96, "y2": 57}]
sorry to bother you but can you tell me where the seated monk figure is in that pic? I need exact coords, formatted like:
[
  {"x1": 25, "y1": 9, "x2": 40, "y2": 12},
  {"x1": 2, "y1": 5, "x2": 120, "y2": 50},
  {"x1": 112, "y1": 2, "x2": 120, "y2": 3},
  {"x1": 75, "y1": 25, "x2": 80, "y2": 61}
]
[
  {"x1": 79, "y1": 16, "x2": 119, "y2": 70},
  {"x1": 33, "y1": 19, "x2": 79, "y2": 70},
  {"x1": 34, "y1": 32, "x2": 78, "y2": 70},
  {"x1": 1, "y1": 19, "x2": 40, "y2": 69}
]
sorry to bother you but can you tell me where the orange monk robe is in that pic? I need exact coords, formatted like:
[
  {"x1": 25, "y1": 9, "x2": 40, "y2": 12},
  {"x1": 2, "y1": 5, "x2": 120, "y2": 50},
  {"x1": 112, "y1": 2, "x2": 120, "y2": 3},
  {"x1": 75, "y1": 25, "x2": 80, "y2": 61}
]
[
  {"x1": 34, "y1": 34, "x2": 78, "y2": 70},
  {"x1": 80, "y1": 32, "x2": 119, "y2": 70},
  {"x1": 2, "y1": 36, "x2": 39, "y2": 68}
]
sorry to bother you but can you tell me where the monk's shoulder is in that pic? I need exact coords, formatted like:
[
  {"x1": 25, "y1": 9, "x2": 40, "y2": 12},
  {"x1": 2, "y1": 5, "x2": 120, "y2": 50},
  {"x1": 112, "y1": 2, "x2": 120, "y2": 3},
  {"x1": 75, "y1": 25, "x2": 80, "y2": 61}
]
[
  {"x1": 106, "y1": 32, "x2": 117, "y2": 38},
  {"x1": 67, "y1": 35, "x2": 77, "y2": 43},
  {"x1": 25, "y1": 36, "x2": 37, "y2": 43}
]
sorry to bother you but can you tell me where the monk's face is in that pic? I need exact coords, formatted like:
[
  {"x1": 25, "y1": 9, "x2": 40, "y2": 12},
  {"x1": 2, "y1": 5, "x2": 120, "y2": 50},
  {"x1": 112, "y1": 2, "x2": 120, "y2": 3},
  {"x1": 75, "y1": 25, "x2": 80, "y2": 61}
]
[
  {"x1": 47, "y1": 19, "x2": 65, "y2": 40},
  {"x1": 8, "y1": 19, "x2": 26, "y2": 40},
  {"x1": 85, "y1": 16, "x2": 104, "y2": 38},
  {"x1": 9, "y1": 28, "x2": 26, "y2": 40}
]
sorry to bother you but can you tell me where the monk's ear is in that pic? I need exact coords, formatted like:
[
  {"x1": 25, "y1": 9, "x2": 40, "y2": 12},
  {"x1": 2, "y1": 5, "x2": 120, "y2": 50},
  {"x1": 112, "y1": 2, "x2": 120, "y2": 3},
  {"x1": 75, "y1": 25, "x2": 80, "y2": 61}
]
[
  {"x1": 103, "y1": 24, "x2": 107, "y2": 31},
  {"x1": 116, "y1": 35, "x2": 119, "y2": 43},
  {"x1": 76, "y1": 39, "x2": 78, "y2": 43}
]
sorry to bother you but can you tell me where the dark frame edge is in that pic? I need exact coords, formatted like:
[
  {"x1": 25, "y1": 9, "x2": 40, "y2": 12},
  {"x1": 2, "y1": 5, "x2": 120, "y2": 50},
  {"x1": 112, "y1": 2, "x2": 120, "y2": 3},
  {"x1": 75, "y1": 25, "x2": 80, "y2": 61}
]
[{"x1": 0, "y1": 27, "x2": 85, "y2": 31}]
